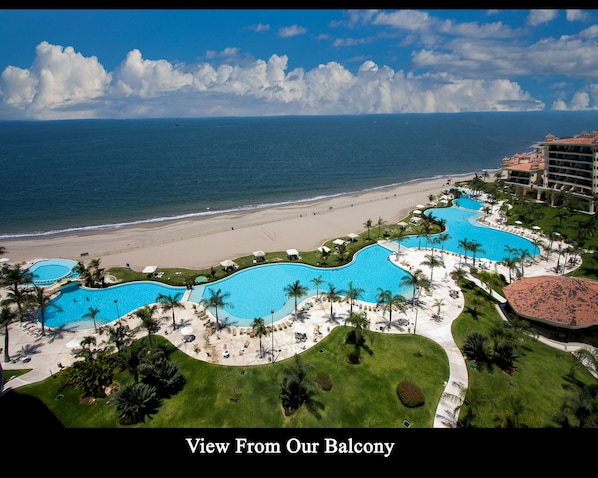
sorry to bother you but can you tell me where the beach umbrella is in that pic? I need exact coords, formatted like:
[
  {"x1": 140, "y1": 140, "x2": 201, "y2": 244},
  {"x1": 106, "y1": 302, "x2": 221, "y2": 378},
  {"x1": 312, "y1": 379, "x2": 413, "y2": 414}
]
[
  {"x1": 181, "y1": 326, "x2": 193, "y2": 336},
  {"x1": 515, "y1": 220, "x2": 523, "y2": 225},
  {"x1": 416, "y1": 204, "x2": 425, "y2": 209},
  {"x1": 532, "y1": 225, "x2": 541, "y2": 231},
  {"x1": 413, "y1": 210, "x2": 422, "y2": 215},
  {"x1": 0, "y1": 257, "x2": 9, "y2": 263}
]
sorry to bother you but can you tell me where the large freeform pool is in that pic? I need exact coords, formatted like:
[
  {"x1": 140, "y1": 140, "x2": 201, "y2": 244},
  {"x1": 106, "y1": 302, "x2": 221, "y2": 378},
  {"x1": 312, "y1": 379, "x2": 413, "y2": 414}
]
[
  {"x1": 41, "y1": 244, "x2": 412, "y2": 330},
  {"x1": 398, "y1": 197, "x2": 539, "y2": 261}
]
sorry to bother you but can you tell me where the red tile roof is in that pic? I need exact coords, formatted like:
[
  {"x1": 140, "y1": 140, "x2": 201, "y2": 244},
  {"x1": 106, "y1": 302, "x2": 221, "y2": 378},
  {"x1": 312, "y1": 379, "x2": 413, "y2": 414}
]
[{"x1": 503, "y1": 276, "x2": 598, "y2": 328}]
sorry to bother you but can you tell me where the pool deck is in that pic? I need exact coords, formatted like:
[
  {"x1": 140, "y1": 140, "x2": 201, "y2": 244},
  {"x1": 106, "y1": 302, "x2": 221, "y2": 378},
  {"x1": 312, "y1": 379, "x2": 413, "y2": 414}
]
[{"x1": 0, "y1": 208, "x2": 590, "y2": 428}]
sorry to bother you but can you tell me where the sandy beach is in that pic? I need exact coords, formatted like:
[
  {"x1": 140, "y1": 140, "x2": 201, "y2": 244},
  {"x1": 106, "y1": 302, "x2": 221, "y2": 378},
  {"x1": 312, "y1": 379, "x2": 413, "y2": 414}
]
[{"x1": 2, "y1": 175, "x2": 474, "y2": 270}]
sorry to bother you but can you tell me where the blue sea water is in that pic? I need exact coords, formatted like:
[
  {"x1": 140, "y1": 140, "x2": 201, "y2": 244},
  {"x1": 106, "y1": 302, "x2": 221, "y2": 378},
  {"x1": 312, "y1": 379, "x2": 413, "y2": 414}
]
[{"x1": 1, "y1": 111, "x2": 597, "y2": 238}]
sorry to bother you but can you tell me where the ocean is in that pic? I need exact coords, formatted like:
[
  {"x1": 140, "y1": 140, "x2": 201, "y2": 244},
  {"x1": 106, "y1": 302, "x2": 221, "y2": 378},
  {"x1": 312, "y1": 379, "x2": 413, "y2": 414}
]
[{"x1": 1, "y1": 111, "x2": 597, "y2": 239}]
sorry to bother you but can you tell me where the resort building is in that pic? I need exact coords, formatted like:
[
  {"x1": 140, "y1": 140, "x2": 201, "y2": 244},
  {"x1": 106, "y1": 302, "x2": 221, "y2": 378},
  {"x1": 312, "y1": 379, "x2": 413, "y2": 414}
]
[
  {"x1": 502, "y1": 275, "x2": 598, "y2": 347},
  {"x1": 500, "y1": 149, "x2": 545, "y2": 199},
  {"x1": 500, "y1": 130, "x2": 598, "y2": 214}
]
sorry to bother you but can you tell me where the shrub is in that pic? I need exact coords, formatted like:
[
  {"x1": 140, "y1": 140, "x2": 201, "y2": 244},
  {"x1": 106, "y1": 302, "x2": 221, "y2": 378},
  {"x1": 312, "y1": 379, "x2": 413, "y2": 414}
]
[
  {"x1": 396, "y1": 379, "x2": 425, "y2": 408},
  {"x1": 315, "y1": 371, "x2": 332, "y2": 391}
]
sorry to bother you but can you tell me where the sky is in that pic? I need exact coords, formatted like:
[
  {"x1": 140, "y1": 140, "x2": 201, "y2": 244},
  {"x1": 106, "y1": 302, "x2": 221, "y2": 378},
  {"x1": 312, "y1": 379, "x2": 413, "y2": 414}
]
[{"x1": 1, "y1": 8, "x2": 598, "y2": 120}]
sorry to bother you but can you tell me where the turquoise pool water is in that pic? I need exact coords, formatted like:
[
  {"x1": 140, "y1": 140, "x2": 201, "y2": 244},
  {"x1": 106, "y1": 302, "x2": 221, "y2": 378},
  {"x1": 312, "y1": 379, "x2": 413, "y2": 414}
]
[
  {"x1": 43, "y1": 281, "x2": 186, "y2": 330},
  {"x1": 399, "y1": 197, "x2": 539, "y2": 261},
  {"x1": 27, "y1": 258, "x2": 79, "y2": 285},
  {"x1": 41, "y1": 244, "x2": 411, "y2": 330},
  {"x1": 188, "y1": 244, "x2": 412, "y2": 327}
]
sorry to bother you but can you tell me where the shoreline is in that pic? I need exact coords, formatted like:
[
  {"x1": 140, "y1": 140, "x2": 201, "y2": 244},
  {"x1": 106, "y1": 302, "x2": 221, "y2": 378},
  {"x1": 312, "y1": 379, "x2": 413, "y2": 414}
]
[{"x1": 2, "y1": 174, "x2": 475, "y2": 270}]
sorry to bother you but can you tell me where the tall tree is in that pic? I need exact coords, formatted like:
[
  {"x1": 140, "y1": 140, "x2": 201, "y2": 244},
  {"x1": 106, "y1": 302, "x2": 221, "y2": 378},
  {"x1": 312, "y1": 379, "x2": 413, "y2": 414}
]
[
  {"x1": 344, "y1": 310, "x2": 373, "y2": 363},
  {"x1": 133, "y1": 304, "x2": 160, "y2": 349},
  {"x1": 199, "y1": 288, "x2": 233, "y2": 329},
  {"x1": 376, "y1": 288, "x2": 406, "y2": 330},
  {"x1": 344, "y1": 281, "x2": 364, "y2": 317},
  {"x1": 420, "y1": 253, "x2": 445, "y2": 283},
  {"x1": 323, "y1": 284, "x2": 343, "y2": 320},
  {"x1": 363, "y1": 218, "x2": 373, "y2": 240},
  {"x1": 310, "y1": 275, "x2": 325, "y2": 301},
  {"x1": 82, "y1": 306, "x2": 101, "y2": 332},
  {"x1": 399, "y1": 269, "x2": 430, "y2": 334},
  {"x1": 31, "y1": 285, "x2": 62, "y2": 336},
  {"x1": 252, "y1": 317, "x2": 269, "y2": 359},
  {"x1": 284, "y1": 280, "x2": 309, "y2": 318},
  {"x1": 0, "y1": 264, "x2": 33, "y2": 320},
  {"x1": 279, "y1": 354, "x2": 323, "y2": 419},
  {"x1": 156, "y1": 292, "x2": 184, "y2": 330},
  {"x1": 0, "y1": 305, "x2": 17, "y2": 363}
]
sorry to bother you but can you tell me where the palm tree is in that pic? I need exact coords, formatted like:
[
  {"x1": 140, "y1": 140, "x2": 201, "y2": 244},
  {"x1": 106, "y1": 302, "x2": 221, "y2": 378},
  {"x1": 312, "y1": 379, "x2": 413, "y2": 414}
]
[
  {"x1": 344, "y1": 281, "x2": 364, "y2": 317},
  {"x1": 156, "y1": 292, "x2": 184, "y2": 329},
  {"x1": 458, "y1": 238, "x2": 471, "y2": 263},
  {"x1": 516, "y1": 248, "x2": 533, "y2": 278},
  {"x1": 133, "y1": 304, "x2": 160, "y2": 349},
  {"x1": 323, "y1": 284, "x2": 343, "y2": 321},
  {"x1": 376, "y1": 288, "x2": 406, "y2": 329},
  {"x1": 31, "y1": 285, "x2": 61, "y2": 336},
  {"x1": 467, "y1": 240, "x2": 485, "y2": 267},
  {"x1": 114, "y1": 382, "x2": 161, "y2": 425},
  {"x1": 363, "y1": 218, "x2": 373, "y2": 240},
  {"x1": 433, "y1": 297, "x2": 445, "y2": 319},
  {"x1": 0, "y1": 305, "x2": 17, "y2": 363},
  {"x1": 437, "y1": 232, "x2": 450, "y2": 255},
  {"x1": 420, "y1": 253, "x2": 445, "y2": 283},
  {"x1": 0, "y1": 264, "x2": 33, "y2": 320},
  {"x1": 279, "y1": 354, "x2": 324, "y2": 418},
  {"x1": 252, "y1": 317, "x2": 268, "y2": 359},
  {"x1": 376, "y1": 216, "x2": 385, "y2": 237},
  {"x1": 199, "y1": 288, "x2": 232, "y2": 329},
  {"x1": 311, "y1": 275, "x2": 325, "y2": 301},
  {"x1": 82, "y1": 306, "x2": 101, "y2": 332},
  {"x1": 284, "y1": 280, "x2": 309, "y2": 318},
  {"x1": 117, "y1": 340, "x2": 148, "y2": 383},
  {"x1": 399, "y1": 269, "x2": 430, "y2": 334},
  {"x1": 344, "y1": 310, "x2": 373, "y2": 363}
]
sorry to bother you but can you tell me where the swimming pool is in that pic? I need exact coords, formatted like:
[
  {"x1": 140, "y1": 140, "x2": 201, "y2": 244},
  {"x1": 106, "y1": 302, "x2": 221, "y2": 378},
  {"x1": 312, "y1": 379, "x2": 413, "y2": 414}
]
[
  {"x1": 188, "y1": 244, "x2": 412, "y2": 327},
  {"x1": 43, "y1": 281, "x2": 186, "y2": 330},
  {"x1": 40, "y1": 244, "x2": 411, "y2": 330},
  {"x1": 398, "y1": 198, "x2": 539, "y2": 261},
  {"x1": 27, "y1": 258, "x2": 79, "y2": 285}
]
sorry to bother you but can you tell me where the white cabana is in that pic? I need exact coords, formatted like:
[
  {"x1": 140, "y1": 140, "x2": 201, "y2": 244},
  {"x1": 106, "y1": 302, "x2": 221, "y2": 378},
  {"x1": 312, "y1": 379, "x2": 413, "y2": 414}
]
[
  {"x1": 220, "y1": 259, "x2": 238, "y2": 271},
  {"x1": 416, "y1": 204, "x2": 425, "y2": 209},
  {"x1": 347, "y1": 233, "x2": 359, "y2": 242},
  {"x1": 286, "y1": 249, "x2": 300, "y2": 260},
  {"x1": 142, "y1": 265, "x2": 157, "y2": 274},
  {"x1": 333, "y1": 239, "x2": 345, "y2": 246},
  {"x1": 317, "y1": 246, "x2": 331, "y2": 254},
  {"x1": 253, "y1": 250, "x2": 266, "y2": 263},
  {"x1": 412, "y1": 209, "x2": 422, "y2": 215}
]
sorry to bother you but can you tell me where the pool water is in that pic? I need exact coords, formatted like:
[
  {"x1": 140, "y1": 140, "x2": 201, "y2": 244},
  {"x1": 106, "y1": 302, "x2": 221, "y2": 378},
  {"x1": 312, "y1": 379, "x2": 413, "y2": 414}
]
[
  {"x1": 188, "y1": 244, "x2": 412, "y2": 327},
  {"x1": 399, "y1": 198, "x2": 539, "y2": 261},
  {"x1": 41, "y1": 244, "x2": 411, "y2": 330},
  {"x1": 27, "y1": 258, "x2": 79, "y2": 285}
]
